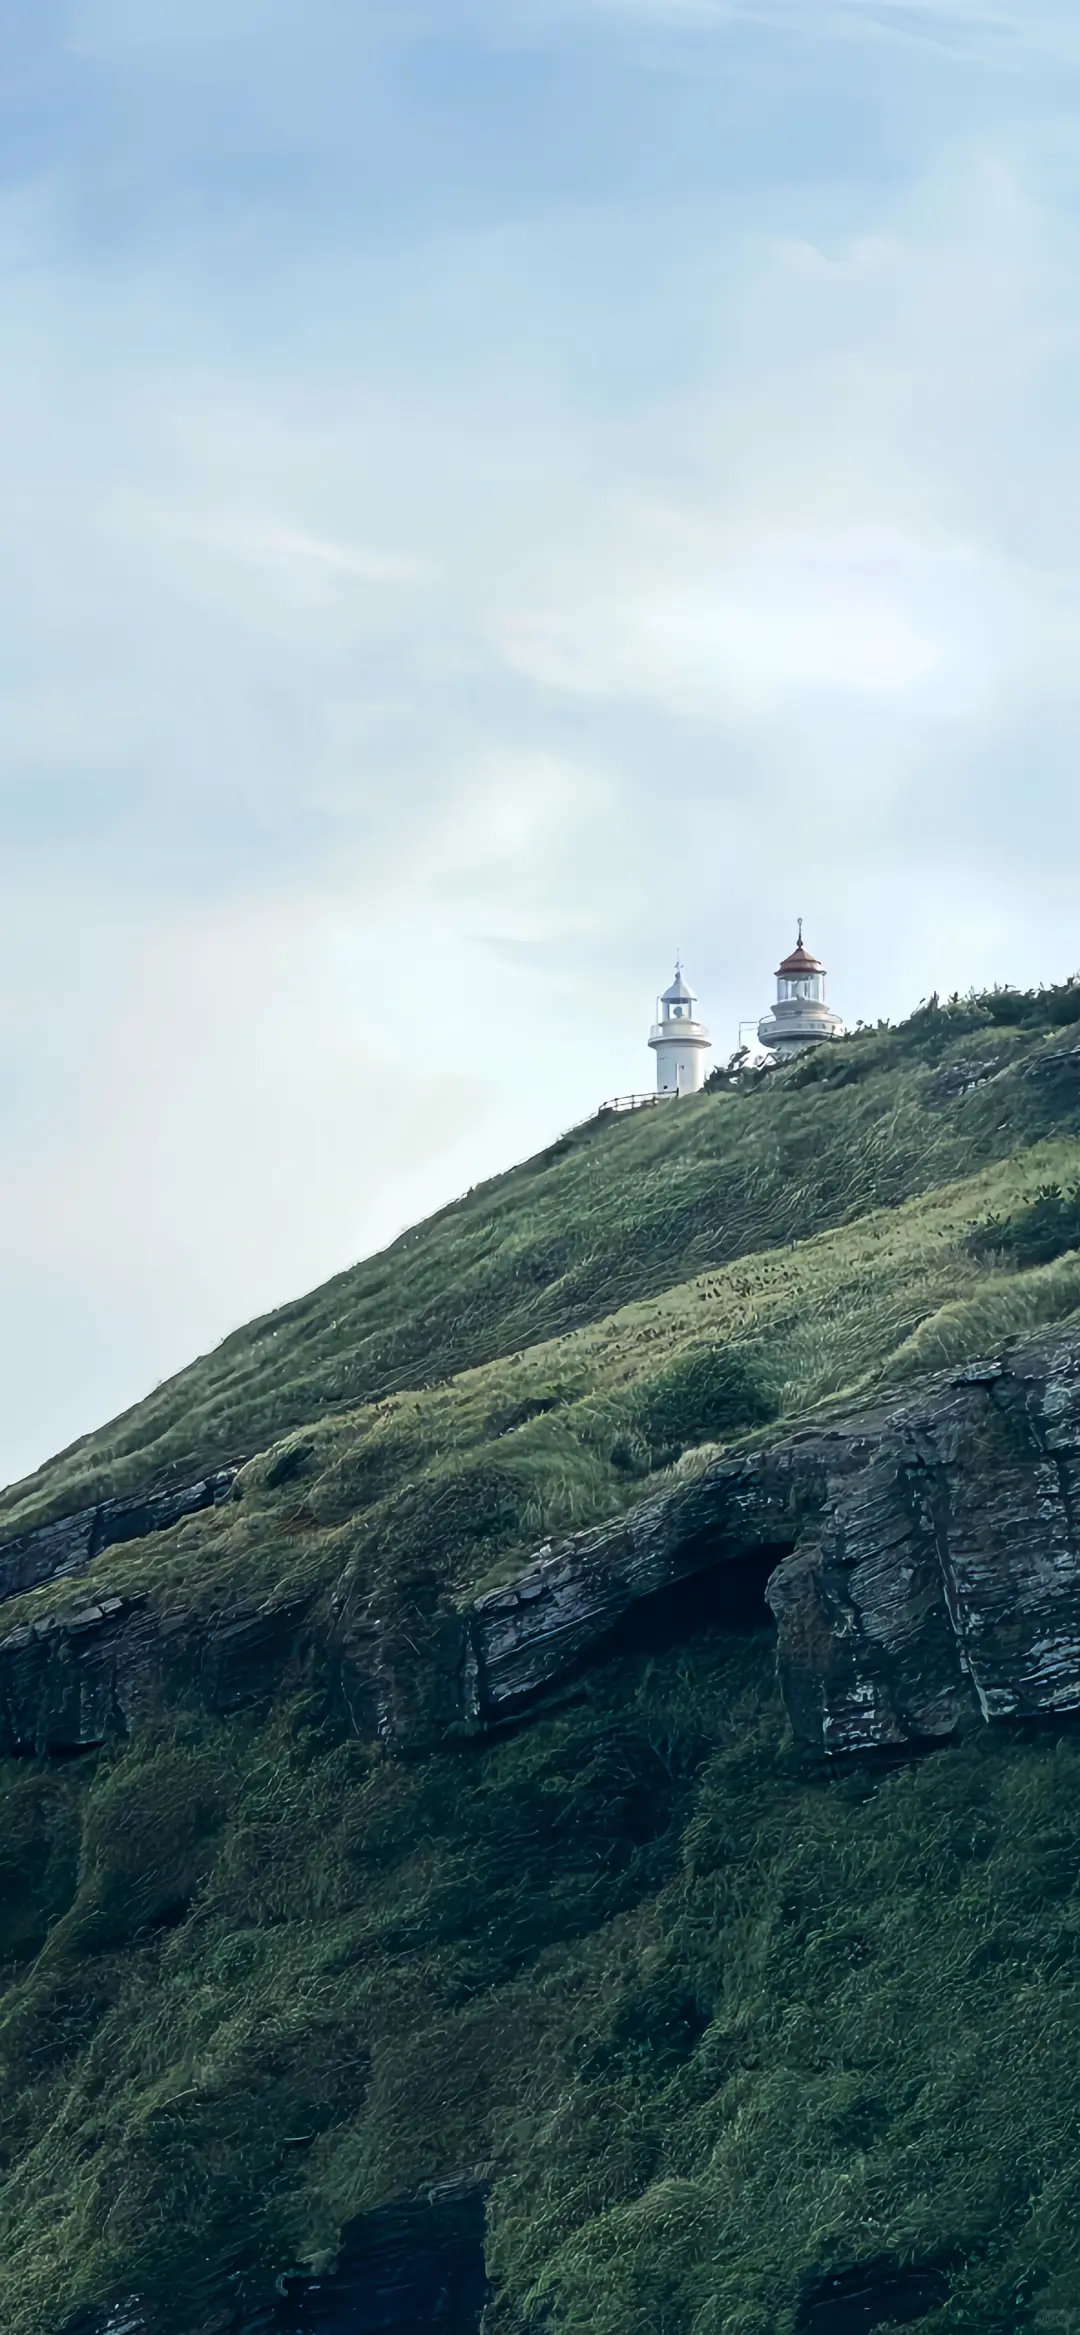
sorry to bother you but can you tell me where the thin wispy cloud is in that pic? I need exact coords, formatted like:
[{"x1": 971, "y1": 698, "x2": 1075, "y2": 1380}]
[
  {"x1": 584, "y1": 0, "x2": 1080, "y2": 66},
  {"x1": 168, "y1": 516, "x2": 424, "y2": 588}
]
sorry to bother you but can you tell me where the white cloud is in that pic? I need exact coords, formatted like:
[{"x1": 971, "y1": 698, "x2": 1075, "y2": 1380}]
[
  {"x1": 1, "y1": 2, "x2": 1080, "y2": 1483},
  {"x1": 499, "y1": 522, "x2": 1009, "y2": 713}
]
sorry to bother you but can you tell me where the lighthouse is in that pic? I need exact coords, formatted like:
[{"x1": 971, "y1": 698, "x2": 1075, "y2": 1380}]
[
  {"x1": 649, "y1": 964, "x2": 712, "y2": 1096},
  {"x1": 757, "y1": 925, "x2": 844, "y2": 1059}
]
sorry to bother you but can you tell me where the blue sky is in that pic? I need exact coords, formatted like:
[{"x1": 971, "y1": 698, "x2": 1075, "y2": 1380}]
[{"x1": 3, "y1": 0, "x2": 1080, "y2": 1484}]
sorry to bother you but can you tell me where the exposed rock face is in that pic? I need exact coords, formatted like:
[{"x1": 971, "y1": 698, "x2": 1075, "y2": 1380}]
[
  {"x1": 0, "y1": 1589, "x2": 317, "y2": 1757},
  {"x1": 464, "y1": 1330, "x2": 1080, "y2": 1757},
  {"x1": 772, "y1": 1339, "x2": 1080, "y2": 1753},
  {"x1": 1024, "y1": 1035, "x2": 1080, "y2": 1092},
  {"x1": 0, "y1": 1597, "x2": 155, "y2": 1756},
  {"x1": 461, "y1": 1435, "x2": 864, "y2": 1725},
  {"x1": 0, "y1": 1469, "x2": 238, "y2": 1610}
]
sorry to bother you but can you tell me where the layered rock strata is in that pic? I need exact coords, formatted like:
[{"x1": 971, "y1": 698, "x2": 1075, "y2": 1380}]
[
  {"x1": 6, "y1": 1331, "x2": 1080, "y2": 1761},
  {"x1": 0, "y1": 1468, "x2": 238, "y2": 1609},
  {"x1": 464, "y1": 1330, "x2": 1080, "y2": 1756},
  {"x1": 0, "y1": 1590, "x2": 316, "y2": 1757}
]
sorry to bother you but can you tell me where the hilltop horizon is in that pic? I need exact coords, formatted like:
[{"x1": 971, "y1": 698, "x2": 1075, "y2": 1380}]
[
  {"x1": 3, "y1": 931, "x2": 1080, "y2": 2331},
  {"x1": 4, "y1": 959, "x2": 1079, "y2": 1531}
]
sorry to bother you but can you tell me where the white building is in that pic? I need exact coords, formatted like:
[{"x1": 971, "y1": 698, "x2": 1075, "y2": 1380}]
[
  {"x1": 757, "y1": 926, "x2": 844, "y2": 1059},
  {"x1": 648, "y1": 964, "x2": 712, "y2": 1095}
]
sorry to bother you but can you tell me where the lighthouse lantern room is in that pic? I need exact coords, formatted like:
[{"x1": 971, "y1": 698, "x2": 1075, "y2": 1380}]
[
  {"x1": 757, "y1": 925, "x2": 844, "y2": 1059},
  {"x1": 648, "y1": 964, "x2": 712, "y2": 1096}
]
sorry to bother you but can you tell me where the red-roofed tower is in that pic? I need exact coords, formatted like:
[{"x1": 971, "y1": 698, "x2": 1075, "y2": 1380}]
[{"x1": 757, "y1": 923, "x2": 844, "y2": 1059}]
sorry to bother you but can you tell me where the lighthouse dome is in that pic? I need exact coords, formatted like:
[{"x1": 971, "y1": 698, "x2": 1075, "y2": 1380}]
[
  {"x1": 775, "y1": 938, "x2": 825, "y2": 980},
  {"x1": 661, "y1": 968, "x2": 695, "y2": 1007}
]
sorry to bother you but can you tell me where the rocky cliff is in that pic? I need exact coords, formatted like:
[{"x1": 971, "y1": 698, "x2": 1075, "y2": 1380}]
[
  {"x1": 7, "y1": 986, "x2": 1080, "y2": 2335},
  {"x1": 7, "y1": 1329, "x2": 1080, "y2": 1770},
  {"x1": 464, "y1": 1327, "x2": 1080, "y2": 1756}
]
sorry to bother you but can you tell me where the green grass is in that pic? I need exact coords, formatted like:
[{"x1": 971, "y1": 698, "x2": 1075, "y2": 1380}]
[
  {"x1": 3, "y1": 986, "x2": 1080, "y2": 2333},
  {"x1": 4, "y1": 1634, "x2": 1080, "y2": 2334},
  {"x1": 2, "y1": 989, "x2": 1078, "y2": 1541},
  {"x1": 5, "y1": 1126, "x2": 1080, "y2": 1646}
]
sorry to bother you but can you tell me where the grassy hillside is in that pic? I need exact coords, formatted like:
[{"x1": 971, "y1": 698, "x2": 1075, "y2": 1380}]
[
  {"x1": 3, "y1": 983, "x2": 1080, "y2": 2335},
  {"x1": 6, "y1": 1606, "x2": 1080, "y2": 2333},
  {"x1": 6, "y1": 1130, "x2": 1080, "y2": 1651},
  {"x1": 2, "y1": 981, "x2": 1080, "y2": 1544}
]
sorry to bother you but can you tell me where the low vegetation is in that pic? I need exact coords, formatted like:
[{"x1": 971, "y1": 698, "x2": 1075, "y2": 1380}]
[
  {"x1": 968, "y1": 1179, "x2": 1080, "y2": 1273},
  {"x1": 5, "y1": 1628, "x2": 1080, "y2": 2333},
  {"x1": 2, "y1": 985, "x2": 1080, "y2": 2333},
  {"x1": 2, "y1": 980, "x2": 1079, "y2": 1543}
]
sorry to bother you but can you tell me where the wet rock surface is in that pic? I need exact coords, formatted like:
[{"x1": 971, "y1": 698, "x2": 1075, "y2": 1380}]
[{"x1": 464, "y1": 1328, "x2": 1080, "y2": 1756}]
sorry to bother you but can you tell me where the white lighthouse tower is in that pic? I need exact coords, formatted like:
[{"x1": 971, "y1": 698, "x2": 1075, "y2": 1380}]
[
  {"x1": 757, "y1": 924, "x2": 844, "y2": 1059},
  {"x1": 649, "y1": 963, "x2": 711, "y2": 1096}
]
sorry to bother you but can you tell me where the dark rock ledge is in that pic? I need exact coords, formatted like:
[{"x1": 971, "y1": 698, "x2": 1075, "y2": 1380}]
[
  {"x1": 0, "y1": 1468, "x2": 238, "y2": 1610},
  {"x1": 0, "y1": 1586, "x2": 319, "y2": 1758},
  {"x1": 462, "y1": 1327, "x2": 1080, "y2": 1756}
]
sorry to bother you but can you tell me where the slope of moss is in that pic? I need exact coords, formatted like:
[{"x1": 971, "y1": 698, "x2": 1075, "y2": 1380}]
[
  {"x1": 3, "y1": 984, "x2": 1080, "y2": 2335},
  {"x1": 5, "y1": 1128, "x2": 1080, "y2": 1647},
  {"x1": 2, "y1": 986, "x2": 1079, "y2": 1541},
  {"x1": 4, "y1": 1629, "x2": 1080, "y2": 2334}
]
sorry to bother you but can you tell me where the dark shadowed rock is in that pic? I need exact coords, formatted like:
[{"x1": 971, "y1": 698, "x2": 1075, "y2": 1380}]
[
  {"x1": 59, "y1": 2183, "x2": 488, "y2": 2335},
  {"x1": 0, "y1": 1599, "x2": 158, "y2": 1755},
  {"x1": 794, "y1": 2259, "x2": 950, "y2": 2333},
  {"x1": 0, "y1": 1589, "x2": 321, "y2": 1757},
  {"x1": 270, "y1": 2183, "x2": 488, "y2": 2333},
  {"x1": 58, "y1": 2308, "x2": 145, "y2": 2335},
  {"x1": 461, "y1": 1433, "x2": 871, "y2": 1725}
]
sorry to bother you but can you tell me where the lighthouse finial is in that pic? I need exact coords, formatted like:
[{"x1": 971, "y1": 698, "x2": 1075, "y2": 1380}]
[{"x1": 797, "y1": 915, "x2": 803, "y2": 947}]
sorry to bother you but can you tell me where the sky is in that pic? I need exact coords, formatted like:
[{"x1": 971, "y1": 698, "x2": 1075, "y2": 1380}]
[{"x1": 3, "y1": 0, "x2": 1080, "y2": 1488}]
